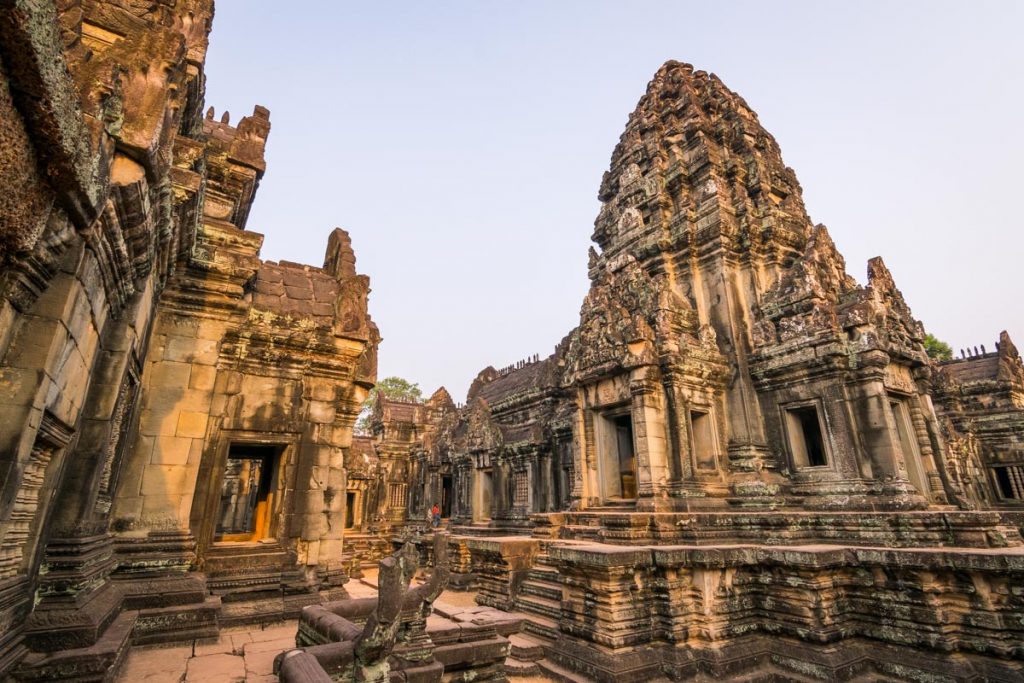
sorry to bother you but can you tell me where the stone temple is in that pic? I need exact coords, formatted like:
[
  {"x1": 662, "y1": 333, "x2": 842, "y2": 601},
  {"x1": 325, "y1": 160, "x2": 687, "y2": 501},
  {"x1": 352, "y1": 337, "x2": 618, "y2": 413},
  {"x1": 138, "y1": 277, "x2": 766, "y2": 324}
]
[{"x1": 0, "y1": 2, "x2": 1022, "y2": 682}]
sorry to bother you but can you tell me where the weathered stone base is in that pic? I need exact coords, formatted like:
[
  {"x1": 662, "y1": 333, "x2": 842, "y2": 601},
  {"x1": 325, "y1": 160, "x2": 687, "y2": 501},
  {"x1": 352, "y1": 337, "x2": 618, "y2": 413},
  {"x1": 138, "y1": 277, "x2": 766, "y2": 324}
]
[
  {"x1": 464, "y1": 537, "x2": 540, "y2": 610},
  {"x1": 204, "y1": 546, "x2": 325, "y2": 627},
  {"x1": 23, "y1": 581, "x2": 123, "y2": 651},
  {"x1": 536, "y1": 510, "x2": 1022, "y2": 548},
  {"x1": 544, "y1": 634, "x2": 1024, "y2": 683},
  {"x1": 454, "y1": 530, "x2": 1024, "y2": 682},
  {"x1": 219, "y1": 592, "x2": 323, "y2": 628},
  {"x1": 132, "y1": 597, "x2": 221, "y2": 645},
  {"x1": 115, "y1": 574, "x2": 208, "y2": 610},
  {"x1": 343, "y1": 532, "x2": 394, "y2": 569},
  {"x1": 13, "y1": 611, "x2": 136, "y2": 683},
  {"x1": 434, "y1": 637, "x2": 508, "y2": 682},
  {"x1": 0, "y1": 578, "x2": 32, "y2": 674},
  {"x1": 446, "y1": 572, "x2": 478, "y2": 591}
]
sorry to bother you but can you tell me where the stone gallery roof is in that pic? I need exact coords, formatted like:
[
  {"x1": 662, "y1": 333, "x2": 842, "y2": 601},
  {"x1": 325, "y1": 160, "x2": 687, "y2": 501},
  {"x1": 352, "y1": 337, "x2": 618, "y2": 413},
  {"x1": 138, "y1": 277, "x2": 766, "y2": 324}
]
[
  {"x1": 478, "y1": 358, "x2": 554, "y2": 407},
  {"x1": 939, "y1": 332, "x2": 1024, "y2": 391},
  {"x1": 942, "y1": 355, "x2": 1001, "y2": 384},
  {"x1": 251, "y1": 261, "x2": 339, "y2": 323}
]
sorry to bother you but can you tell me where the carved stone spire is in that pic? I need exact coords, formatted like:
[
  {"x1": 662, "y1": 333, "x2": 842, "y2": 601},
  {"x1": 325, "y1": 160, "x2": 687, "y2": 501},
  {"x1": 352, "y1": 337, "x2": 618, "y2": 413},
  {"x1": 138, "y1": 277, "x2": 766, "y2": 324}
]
[{"x1": 592, "y1": 60, "x2": 813, "y2": 273}]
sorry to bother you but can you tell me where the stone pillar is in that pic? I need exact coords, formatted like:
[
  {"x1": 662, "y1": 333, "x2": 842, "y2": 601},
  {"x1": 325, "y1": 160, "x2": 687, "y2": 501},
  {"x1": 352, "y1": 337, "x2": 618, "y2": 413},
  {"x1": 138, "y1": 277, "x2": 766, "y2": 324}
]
[
  {"x1": 630, "y1": 371, "x2": 671, "y2": 504},
  {"x1": 661, "y1": 374, "x2": 693, "y2": 484},
  {"x1": 577, "y1": 405, "x2": 599, "y2": 507},
  {"x1": 908, "y1": 398, "x2": 948, "y2": 504}
]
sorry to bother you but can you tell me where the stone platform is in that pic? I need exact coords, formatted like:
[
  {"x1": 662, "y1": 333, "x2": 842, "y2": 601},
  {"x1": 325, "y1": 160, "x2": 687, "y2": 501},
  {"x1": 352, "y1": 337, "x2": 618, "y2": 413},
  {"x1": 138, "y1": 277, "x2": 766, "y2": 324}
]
[{"x1": 436, "y1": 529, "x2": 1024, "y2": 682}]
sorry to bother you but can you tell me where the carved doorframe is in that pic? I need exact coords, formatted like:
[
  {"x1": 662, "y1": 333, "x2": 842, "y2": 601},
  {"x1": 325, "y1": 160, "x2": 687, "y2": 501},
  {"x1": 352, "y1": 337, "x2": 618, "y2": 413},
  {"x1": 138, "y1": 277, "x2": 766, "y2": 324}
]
[{"x1": 191, "y1": 429, "x2": 299, "y2": 562}]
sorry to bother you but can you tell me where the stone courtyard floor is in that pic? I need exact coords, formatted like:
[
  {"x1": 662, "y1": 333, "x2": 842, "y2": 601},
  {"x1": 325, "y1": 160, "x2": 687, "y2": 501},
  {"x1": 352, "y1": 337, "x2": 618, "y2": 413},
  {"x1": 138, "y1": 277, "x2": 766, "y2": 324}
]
[{"x1": 117, "y1": 574, "x2": 556, "y2": 682}]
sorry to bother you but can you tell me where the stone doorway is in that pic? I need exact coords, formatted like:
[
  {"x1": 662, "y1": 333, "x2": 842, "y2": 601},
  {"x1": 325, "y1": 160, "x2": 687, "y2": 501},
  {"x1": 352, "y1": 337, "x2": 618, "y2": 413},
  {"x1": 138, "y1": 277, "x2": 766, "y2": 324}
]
[
  {"x1": 597, "y1": 410, "x2": 637, "y2": 502},
  {"x1": 345, "y1": 491, "x2": 357, "y2": 529},
  {"x1": 441, "y1": 475, "x2": 453, "y2": 518},
  {"x1": 215, "y1": 444, "x2": 282, "y2": 542},
  {"x1": 473, "y1": 469, "x2": 493, "y2": 522}
]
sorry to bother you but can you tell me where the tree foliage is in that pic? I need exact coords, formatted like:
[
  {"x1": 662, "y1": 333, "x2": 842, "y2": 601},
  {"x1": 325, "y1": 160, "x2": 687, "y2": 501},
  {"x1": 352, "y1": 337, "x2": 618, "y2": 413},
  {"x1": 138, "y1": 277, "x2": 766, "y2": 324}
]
[
  {"x1": 923, "y1": 333, "x2": 953, "y2": 362},
  {"x1": 355, "y1": 376, "x2": 423, "y2": 433}
]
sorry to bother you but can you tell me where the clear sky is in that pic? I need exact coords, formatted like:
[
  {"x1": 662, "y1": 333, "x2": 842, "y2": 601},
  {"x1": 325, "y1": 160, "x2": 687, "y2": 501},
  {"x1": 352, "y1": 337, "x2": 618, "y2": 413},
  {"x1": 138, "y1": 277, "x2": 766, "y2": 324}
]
[{"x1": 204, "y1": 1, "x2": 1023, "y2": 402}]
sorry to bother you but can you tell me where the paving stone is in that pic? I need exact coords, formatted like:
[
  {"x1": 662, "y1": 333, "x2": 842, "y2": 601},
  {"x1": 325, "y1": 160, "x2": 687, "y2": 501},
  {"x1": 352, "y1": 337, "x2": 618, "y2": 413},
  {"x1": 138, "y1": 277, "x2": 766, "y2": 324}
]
[
  {"x1": 184, "y1": 652, "x2": 245, "y2": 682},
  {"x1": 242, "y1": 647, "x2": 281, "y2": 677}
]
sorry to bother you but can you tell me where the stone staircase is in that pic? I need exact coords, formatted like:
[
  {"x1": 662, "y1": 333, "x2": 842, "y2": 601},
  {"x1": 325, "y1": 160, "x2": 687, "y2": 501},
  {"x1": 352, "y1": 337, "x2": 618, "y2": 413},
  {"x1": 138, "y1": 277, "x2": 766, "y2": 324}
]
[{"x1": 503, "y1": 549, "x2": 565, "y2": 677}]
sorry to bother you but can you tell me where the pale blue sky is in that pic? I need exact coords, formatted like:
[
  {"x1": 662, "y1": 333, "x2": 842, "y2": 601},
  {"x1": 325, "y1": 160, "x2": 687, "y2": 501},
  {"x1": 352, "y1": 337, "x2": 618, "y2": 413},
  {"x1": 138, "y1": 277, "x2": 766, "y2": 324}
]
[{"x1": 205, "y1": 1, "x2": 1023, "y2": 401}]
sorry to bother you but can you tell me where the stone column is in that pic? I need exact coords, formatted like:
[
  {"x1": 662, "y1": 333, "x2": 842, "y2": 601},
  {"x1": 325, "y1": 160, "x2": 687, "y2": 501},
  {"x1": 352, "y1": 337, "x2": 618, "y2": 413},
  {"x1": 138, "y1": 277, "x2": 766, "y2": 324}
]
[
  {"x1": 630, "y1": 371, "x2": 671, "y2": 502},
  {"x1": 908, "y1": 398, "x2": 948, "y2": 504},
  {"x1": 661, "y1": 373, "x2": 693, "y2": 484}
]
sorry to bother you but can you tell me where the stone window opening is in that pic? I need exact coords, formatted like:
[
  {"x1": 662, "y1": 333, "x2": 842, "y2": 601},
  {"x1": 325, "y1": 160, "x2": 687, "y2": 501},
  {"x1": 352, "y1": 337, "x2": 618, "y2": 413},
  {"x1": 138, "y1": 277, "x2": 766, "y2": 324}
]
[
  {"x1": 689, "y1": 408, "x2": 719, "y2": 470},
  {"x1": 388, "y1": 483, "x2": 407, "y2": 509},
  {"x1": 513, "y1": 470, "x2": 530, "y2": 507},
  {"x1": 784, "y1": 404, "x2": 829, "y2": 469},
  {"x1": 993, "y1": 465, "x2": 1024, "y2": 501},
  {"x1": 215, "y1": 444, "x2": 283, "y2": 543}
]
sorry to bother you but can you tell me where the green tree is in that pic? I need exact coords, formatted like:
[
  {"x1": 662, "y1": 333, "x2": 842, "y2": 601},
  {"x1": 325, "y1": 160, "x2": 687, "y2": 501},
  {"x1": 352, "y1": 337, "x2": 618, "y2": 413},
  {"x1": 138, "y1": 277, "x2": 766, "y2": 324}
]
[
  {"x1": 355, "y1": 376, "x2": 423, "y2": 433},
  {"x1": 923, "y1": 333, "x2": 953, "y2": 362}
]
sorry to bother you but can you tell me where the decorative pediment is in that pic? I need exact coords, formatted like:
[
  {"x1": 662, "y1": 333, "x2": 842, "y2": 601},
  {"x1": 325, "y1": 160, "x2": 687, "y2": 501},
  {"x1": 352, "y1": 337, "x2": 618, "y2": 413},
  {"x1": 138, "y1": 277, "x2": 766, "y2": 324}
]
[
  {"x1": 562, "y1": 254, "x2": 700, "y2": 385},
  {"x1": 753, "y1": 225, "x2": 854, "y2": 346}
]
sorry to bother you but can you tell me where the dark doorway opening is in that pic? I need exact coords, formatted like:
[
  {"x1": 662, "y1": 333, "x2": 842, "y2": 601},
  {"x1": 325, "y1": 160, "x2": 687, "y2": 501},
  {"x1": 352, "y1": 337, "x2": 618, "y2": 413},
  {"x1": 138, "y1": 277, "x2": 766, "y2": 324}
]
[
  {"x1": 614, "y1": 414, "x2": 637, "y2": 499},
  {"x1": 216, "y1": 444, "x2": 280, "y2": 542},
  {"x1": 441, "y1": 475, "x2": 453, "y2": 518},
  {"x1": 345, "y1": 491, "x2": 356, "y2": 529}
]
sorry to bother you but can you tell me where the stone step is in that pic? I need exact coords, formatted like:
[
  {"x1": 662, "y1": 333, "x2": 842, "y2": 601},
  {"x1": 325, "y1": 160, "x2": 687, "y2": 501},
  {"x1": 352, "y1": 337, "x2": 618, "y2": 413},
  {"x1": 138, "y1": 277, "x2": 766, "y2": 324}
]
[
  {"x1": 514, "y1": 593, "x2": 562, "y2": 621},
  {"x1": 527, "y1": 554, "x2": 561, "y2": 580},
  {"x1": 536, "y1": 657, "x2": 593, "y2": 683},
  {"x1": 521, "y1": 614, "x2": 560, "y2": 641},
  {"x1": 561, "y1": 525, "x2": 602, "y2": 540},
  {"x1": 529, "y1": 558, "x2": 559, "y2": 573},
  {"x1": 504, "y1": 656, "x2": 541, "y2": 677},
  {"x1": 519, "y1": 579, "x2": 561, "y2": 602},
  {"x1": 508, "y1": 632, "x2": 546, "y2": 661},
  {"x1": 722, "y1": 664, "x2": 819, "y2": 683}
]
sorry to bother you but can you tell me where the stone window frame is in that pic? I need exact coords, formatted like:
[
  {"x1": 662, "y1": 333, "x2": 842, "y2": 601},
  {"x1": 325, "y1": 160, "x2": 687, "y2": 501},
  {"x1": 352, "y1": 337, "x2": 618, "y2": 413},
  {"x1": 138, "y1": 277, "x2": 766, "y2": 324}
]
[
  {"x1": 779, "y1": 399, "x2": 834, "y2": 472},
  {"x1": 990, "y1": 463, "x2": 1024, "y2": 503},
  {"x1": 886, "y1": 394, "x2": 930, "y2": 497}
]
